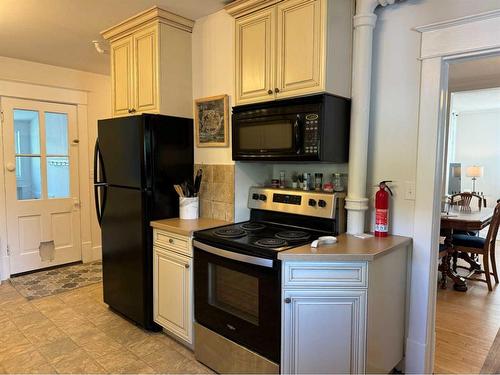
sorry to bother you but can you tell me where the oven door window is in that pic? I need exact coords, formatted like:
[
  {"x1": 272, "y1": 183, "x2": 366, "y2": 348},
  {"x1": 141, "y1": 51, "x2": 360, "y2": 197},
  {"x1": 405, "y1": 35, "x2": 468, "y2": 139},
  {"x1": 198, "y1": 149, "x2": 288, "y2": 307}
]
[
  {"x1": 238, "y1": 119, "x2": 294, "y2": 152},
  {"x1": 208, "y1": 263, "x2": 259, "y2": 325}
]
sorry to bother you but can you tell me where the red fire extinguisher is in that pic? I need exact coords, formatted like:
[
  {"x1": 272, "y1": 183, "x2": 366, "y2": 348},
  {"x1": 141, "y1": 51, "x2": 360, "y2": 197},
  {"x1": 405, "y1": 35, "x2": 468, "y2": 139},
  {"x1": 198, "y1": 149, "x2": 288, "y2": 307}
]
[{"x1": 375, "y1": 180, "x2": 393, "y2": 237}]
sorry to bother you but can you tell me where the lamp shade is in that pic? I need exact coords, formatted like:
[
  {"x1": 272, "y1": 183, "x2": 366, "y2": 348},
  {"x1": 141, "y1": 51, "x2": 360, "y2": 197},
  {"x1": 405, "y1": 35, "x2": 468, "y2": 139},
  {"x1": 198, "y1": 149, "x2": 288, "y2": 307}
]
[{"x1": 466, "y1": 166, "x2": 484, "y2": 178}]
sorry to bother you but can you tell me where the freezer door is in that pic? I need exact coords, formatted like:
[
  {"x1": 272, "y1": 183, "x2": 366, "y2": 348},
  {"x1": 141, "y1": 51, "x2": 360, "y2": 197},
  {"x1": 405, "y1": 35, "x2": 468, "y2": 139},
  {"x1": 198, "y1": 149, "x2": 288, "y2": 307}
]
[
  {"x1": 98, "y1": 117, "x2": 146, "y2": 189},
  {"x1": 101, "y1": 186, "x2": 156, "y2": 330}
]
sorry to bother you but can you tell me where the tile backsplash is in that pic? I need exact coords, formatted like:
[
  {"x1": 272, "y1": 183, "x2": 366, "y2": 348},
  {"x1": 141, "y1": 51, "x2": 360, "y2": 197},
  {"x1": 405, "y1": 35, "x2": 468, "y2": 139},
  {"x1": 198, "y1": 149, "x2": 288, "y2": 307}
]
[{"x1": 195, "y1": 164, "x2": 234, "y2": 222}]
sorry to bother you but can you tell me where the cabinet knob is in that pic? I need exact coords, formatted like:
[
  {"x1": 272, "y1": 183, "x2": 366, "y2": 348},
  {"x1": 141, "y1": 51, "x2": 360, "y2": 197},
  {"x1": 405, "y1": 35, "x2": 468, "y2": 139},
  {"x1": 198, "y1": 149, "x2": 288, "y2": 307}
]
[
  {"x1": 169, "y1": 239, "x2": 174, "y2": 244},
  {"x1": 130, "y1": 108, "x2": 136, "y2": 113},
  {"x1": 267, "y1": 89, "x2": 273, "y2": 95},
  {"x1": 185, "y1": 264, "x2": 190, "y2": 269},
  {"x1": 275, "y1": 88, "x2": 280, "y2": 93},
  {"x1": 284, "y1": 297, "x2": 291, "y2": 304}
]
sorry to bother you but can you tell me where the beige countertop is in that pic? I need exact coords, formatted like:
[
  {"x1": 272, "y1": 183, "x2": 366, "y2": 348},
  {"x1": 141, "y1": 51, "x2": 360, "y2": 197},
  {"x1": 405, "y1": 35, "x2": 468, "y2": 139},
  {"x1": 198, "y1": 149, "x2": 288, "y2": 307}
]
[
  {"x1": 278, "y1": 234, "x2": 412, "y2": 261},
  {"x1": 150, "y1": 218, "x2": 230, "y2": 236}
]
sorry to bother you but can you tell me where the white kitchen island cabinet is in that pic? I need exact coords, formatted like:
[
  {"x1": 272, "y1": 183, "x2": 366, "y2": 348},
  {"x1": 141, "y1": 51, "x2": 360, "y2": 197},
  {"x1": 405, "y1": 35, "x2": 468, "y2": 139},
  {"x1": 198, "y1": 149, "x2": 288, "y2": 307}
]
[{"x1": 279, "y1": 235, "x2": 412, "y2": 374}]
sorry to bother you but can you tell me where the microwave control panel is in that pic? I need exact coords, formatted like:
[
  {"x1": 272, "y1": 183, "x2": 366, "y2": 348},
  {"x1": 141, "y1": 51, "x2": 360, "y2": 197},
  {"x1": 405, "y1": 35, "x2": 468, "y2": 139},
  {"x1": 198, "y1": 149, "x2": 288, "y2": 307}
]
[{"x1": 304, "y1": 113, "x2": 320, "y2": 154}]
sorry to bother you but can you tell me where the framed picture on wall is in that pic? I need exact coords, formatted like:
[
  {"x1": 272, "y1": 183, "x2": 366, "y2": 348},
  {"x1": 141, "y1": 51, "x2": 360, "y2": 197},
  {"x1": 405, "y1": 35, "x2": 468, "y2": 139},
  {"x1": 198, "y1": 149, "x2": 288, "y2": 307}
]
[{"x1": 194, "y1": 94, "x2": 229, "y2": 147}]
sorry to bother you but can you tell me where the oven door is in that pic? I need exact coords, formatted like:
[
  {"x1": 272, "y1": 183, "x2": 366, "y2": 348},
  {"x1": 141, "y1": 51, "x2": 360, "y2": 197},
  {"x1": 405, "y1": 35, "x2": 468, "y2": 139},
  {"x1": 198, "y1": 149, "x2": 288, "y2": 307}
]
[
  {"x1": 193, "y1": 241, "x2": 281, "y2": 363},
  {"x1": 232, "y1": 114, "x2": 305, "y2": 161}
]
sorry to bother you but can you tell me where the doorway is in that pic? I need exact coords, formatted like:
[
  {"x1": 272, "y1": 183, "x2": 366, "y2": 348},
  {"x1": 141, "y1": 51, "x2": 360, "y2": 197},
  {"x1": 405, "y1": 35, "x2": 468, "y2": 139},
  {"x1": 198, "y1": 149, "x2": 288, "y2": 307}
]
[{"x1": 1, "y1": 97, "x2": 81, "y2": 274}]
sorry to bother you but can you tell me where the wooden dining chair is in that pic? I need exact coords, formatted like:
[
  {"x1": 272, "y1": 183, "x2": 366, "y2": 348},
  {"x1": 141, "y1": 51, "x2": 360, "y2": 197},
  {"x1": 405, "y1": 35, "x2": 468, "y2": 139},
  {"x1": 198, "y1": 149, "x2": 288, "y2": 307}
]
[
  {"x1": 452, "y1": 201, "x2": 500, "y2": 291},
  {"x1": 449, "y1": 192, "x2": 486, "y2": 209}
]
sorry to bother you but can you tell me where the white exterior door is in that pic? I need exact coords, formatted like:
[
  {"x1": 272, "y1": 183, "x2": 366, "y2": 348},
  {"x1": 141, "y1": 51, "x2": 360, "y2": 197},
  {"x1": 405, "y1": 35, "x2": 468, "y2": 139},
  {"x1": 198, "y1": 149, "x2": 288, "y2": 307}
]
[{"x1": 2, "y1": 97, "x2": 81, "y2": 274}]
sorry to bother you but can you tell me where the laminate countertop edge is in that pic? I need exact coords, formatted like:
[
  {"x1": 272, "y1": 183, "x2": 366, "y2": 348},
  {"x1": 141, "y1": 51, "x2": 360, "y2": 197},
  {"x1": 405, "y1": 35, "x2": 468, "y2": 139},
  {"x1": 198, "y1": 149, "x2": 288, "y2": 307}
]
[
  {"x1": 150, "y1": 218, "x2": 230, "y2": 237},
  {"x1": 277, "y1": 234, "x2": 412, "y2": 262}
]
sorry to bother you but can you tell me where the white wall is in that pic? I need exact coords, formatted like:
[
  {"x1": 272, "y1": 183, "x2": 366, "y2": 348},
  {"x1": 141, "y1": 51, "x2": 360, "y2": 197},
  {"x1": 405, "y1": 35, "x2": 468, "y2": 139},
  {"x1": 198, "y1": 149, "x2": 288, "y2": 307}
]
[
  {"x1": 367, "y1": 0, "x2": 500, "y2": 236},
  {"x1": 453, "y1": 109, "x2": 500, "y2": 205},
  {"x1": 192, "y1": 10, "x2": 235, "y2": 165},
  {"x1": 0, "y1": 56, "x2": 111, "y2": 263}
]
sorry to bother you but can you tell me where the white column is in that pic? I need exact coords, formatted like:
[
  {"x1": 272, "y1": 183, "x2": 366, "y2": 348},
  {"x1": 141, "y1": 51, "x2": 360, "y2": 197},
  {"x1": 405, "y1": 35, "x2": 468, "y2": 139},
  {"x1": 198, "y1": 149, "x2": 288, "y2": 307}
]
[{"x1": 346, "y1": 0, "x2": 396, "y2": 234}]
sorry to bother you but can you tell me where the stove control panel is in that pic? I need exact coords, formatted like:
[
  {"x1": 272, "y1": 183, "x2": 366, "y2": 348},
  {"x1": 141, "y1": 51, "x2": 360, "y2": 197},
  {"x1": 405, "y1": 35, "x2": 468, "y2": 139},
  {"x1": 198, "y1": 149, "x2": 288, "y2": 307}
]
[{"x1": 248, "y1": 186, "x2": 346, "y2": 220}]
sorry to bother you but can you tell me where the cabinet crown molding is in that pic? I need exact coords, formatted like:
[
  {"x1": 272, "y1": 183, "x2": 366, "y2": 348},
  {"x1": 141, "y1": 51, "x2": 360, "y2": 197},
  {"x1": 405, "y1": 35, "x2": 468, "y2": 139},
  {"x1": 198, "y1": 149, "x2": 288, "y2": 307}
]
[
  {"x1": 101, "y1": 6, "x2": 194, "y2": 41},
  {"x1": 225, "y1": 0, "x2": 282, "y2": 18}
]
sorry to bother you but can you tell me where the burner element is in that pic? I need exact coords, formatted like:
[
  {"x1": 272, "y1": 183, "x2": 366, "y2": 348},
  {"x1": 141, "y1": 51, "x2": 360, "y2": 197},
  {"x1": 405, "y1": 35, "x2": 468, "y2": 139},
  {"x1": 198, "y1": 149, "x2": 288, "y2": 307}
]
[
  {"x1": 240, "y1": 222, "x2": 266, "y2": 231},
  {"x1": 214, "y1": 228, "x2": 246, "y2": 238},
  {"x1": 254, "y1": 238, "x2": 288, "y2": 248},
  {"x1": 275, "y1": 230, "x2": 311, "y2": 241}
]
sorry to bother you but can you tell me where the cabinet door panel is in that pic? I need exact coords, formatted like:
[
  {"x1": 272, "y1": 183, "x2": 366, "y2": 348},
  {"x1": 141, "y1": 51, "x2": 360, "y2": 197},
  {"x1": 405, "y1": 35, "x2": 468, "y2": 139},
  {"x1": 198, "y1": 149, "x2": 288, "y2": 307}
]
[
  {"x1": 133, "y1": 25, "x2": 158, "y2": 113},
  {"x1": 154, "y1": 247, "x2": 192, "y2": 344},
  {"x1": 281, "y1": 289, "x2": 366, "y2": 374},
  {"x1": 235, "y1": 8, "x2": 275, "y2": 105},
  {"x1": 111, "y1": 37, "x2": 133, "y2": 116},
  {"x1": 276, "y1": 0, "x2": 324, "y2": 98}
]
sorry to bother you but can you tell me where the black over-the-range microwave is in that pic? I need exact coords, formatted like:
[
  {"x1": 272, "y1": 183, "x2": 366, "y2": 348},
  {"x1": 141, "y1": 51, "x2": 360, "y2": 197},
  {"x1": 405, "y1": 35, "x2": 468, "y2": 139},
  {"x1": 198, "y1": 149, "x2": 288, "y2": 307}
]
[{"x1": 232, "y1": 93, "x2": 351, "y2": 162}]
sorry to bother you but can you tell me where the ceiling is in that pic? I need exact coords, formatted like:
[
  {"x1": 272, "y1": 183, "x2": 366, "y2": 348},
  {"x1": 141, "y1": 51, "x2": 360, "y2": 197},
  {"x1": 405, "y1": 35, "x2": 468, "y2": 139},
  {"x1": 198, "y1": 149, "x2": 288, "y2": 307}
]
[
  {"x1": 451, "y1": 87, "x2": 500, "y2": 113},
  {"x1": 0, "y1": 0, "x2": 229, "y2": 75}
]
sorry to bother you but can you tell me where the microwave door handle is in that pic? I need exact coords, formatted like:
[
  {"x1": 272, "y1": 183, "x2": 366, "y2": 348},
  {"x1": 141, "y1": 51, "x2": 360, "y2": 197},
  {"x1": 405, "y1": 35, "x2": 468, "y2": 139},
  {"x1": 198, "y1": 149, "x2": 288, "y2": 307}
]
[
  {"x1": 294, "y1": 115, "x2": 302, "y2": 154},
  {"x1": 193, "y1": 241, "x2": 274, "y2": 268}
]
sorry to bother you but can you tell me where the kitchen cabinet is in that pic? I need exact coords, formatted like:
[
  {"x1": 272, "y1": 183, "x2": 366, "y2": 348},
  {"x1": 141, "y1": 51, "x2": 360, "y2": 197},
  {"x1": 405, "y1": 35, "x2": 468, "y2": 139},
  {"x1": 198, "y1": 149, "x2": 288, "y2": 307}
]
[
  {"x1": 229, "y1": 0, "x2": 353, "y2": 106},
  {"x1": 282, "y1": 289, "x2": 367, "y2": 374},
  {"x1": 279, "y1": 241, "x2": 410, "y2": 374},
  {"x1": 102, "y1": 7, "x2": 194, "y2": 118},
  {"x1": 153, "y1": 228, "x2": 193, "y2": 346}
]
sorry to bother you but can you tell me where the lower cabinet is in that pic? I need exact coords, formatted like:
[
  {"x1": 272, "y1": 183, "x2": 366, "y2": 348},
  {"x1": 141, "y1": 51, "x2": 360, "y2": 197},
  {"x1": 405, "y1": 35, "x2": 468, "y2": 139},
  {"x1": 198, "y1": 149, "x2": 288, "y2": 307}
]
[
  {"x1": 153, "y1": 245, "x2": 193, "y2": 345},
  {"x1": 281, "y1": 289, "x2": 367, "y2": 374}
]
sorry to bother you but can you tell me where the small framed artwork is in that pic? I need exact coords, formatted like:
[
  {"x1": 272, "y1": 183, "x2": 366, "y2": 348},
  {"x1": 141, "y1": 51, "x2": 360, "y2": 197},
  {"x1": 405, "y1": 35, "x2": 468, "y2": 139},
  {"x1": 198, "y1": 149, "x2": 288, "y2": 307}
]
[{"x1": 194, "y1": 94, "x2": 229, "y2": 147}]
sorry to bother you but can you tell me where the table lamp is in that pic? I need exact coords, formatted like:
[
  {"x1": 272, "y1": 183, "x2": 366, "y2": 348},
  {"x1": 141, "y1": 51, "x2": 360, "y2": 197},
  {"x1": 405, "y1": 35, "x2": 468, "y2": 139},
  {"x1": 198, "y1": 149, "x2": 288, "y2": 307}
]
[{"x1": 466, "y1": 166, "x2": 483, "y2": 193}]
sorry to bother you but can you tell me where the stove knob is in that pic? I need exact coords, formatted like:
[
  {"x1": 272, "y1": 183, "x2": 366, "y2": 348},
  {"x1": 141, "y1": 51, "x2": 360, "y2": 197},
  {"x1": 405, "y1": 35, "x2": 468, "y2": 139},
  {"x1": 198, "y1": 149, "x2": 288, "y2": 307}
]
[
  {"x1": 318, "y1": 200, "x2": 327, "y2": 208},
  {"x1": 252, "y1": 193, "x2": 259, "y2": 200},
  {"x1": 308, "y1": 199, "x2": 316, "y2": 207},
  {"x1": 259, "y1": 194, "x2": 267, "y2": 201}
]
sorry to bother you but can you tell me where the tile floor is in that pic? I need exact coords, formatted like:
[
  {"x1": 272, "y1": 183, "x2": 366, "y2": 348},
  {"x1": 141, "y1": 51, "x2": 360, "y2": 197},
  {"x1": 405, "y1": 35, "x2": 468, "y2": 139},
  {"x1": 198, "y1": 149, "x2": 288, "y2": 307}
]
[{"x1": 0, "y1": 281, "x2": 213, "y2": 374}]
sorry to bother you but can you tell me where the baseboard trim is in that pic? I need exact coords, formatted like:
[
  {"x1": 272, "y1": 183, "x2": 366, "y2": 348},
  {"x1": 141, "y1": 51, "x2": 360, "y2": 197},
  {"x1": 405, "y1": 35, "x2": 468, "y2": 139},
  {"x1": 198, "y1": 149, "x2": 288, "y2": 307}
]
[{"x1": 405, "y1": 337, "x2": 432, "y2": 374}]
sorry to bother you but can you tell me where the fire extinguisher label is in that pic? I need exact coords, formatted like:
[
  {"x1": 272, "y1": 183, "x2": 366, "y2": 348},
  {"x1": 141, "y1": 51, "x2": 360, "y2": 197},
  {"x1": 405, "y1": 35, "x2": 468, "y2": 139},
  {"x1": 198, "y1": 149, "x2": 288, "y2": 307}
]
[{"x1": 375, "y1": 209, "x2": 388, "y2": 232}]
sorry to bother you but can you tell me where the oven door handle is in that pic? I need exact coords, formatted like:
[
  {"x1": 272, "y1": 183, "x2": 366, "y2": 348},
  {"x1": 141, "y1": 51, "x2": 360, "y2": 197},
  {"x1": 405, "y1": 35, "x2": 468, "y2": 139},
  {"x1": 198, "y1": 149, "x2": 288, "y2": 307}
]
[{"x1": 193, "y1": 240, "x2": 274, "y2": 268}]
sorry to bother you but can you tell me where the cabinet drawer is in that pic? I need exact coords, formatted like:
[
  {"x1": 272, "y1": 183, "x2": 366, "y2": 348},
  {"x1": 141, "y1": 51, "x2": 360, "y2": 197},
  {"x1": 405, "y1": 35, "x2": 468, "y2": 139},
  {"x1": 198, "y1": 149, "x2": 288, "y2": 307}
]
[
  {"x1": 153, "y1": 229, "x2": 190, "y2": 256},
  {"x1": 283, "y1": 262, "x2": 368, "y2": 288}
]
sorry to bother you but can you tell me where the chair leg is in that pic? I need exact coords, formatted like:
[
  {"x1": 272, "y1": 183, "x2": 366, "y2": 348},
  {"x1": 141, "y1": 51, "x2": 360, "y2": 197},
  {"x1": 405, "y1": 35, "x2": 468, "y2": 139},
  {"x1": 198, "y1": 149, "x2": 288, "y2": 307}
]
[
  {"x1": 452, "y1": 251, "x2": 458, "y2": 272},
  {"x1": 483, "y1": 252, "x2": 493, "y2": 291},
  {"x1": 490, "y1": 248, "x2": 499, "y2": 284}
]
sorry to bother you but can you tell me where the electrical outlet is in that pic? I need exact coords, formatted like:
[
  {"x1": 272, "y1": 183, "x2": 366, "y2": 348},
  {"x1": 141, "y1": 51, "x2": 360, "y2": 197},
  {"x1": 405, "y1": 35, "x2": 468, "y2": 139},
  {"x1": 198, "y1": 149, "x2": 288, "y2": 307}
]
[{"x1": 404, "y1": 181, "x2": 416, "y2": 200}]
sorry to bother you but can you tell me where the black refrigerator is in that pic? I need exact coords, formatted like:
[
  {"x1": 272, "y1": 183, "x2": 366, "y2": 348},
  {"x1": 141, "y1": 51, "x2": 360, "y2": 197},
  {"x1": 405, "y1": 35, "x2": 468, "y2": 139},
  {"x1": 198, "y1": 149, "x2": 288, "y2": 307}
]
[{"x1": 94, "y1": 114, "x2": 193, "y2": 330}]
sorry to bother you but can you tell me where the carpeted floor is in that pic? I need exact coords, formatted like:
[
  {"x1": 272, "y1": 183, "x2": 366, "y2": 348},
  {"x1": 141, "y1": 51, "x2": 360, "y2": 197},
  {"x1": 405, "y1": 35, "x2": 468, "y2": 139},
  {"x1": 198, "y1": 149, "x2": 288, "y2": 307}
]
[{"x1": 9, "y1": 261, "x2": 102, "y2": 300}]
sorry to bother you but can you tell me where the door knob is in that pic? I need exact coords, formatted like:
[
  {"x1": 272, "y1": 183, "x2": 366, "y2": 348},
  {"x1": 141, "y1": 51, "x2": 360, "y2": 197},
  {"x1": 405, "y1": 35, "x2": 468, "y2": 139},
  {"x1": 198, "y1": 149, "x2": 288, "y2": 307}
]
[{"x1": 6, "y1": 162, "x2": 15, "y2": 172}]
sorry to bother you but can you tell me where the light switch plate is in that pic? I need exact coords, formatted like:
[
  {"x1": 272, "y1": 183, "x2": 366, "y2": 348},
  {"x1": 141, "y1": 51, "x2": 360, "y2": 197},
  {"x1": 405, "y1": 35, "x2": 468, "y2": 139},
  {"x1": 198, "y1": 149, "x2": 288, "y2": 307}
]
[{"x1": 404, "y1": 181, "x2": 416, "y2": 200}]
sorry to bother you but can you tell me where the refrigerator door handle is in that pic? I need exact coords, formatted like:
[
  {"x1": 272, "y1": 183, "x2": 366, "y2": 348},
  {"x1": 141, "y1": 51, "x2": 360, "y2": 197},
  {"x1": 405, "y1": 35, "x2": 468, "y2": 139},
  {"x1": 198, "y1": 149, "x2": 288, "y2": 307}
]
[
  {"x1": 93, "y1": 139, "x2": 106, "y2": 184},
  {"x1": 94, "y1": 184, "x2": 108, "y2": 227}
]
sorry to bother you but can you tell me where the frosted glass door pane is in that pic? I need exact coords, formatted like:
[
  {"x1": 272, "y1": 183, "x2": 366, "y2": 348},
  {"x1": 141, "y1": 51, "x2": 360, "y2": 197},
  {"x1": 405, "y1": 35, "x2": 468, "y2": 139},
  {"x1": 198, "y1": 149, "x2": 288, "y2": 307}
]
[
  {"x1": 14, "y1": 110, "x2": 40, "y2": 154},
  {"x1": 45, "y1": 112, "x2": 68, "y2": 155},
  {"x1": 16, "y1": 157, "x2": 41, "y2": 200},
  {"x1": 47, "y1": 157, "x2": 69, "y2": 198}
]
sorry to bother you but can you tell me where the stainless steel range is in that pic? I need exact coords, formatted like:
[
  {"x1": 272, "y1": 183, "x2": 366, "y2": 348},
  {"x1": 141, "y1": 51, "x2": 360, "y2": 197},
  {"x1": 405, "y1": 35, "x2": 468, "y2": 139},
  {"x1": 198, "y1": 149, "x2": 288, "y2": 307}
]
[{"x1": 193, "y1": 187, "x2": 345, "y2": 374}]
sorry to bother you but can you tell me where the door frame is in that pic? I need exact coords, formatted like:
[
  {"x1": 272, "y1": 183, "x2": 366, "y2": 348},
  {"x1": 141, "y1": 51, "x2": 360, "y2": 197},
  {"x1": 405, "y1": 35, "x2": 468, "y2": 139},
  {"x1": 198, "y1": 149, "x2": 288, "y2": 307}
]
[
  {"x1": 405, "y1": 10, "x2": 500, "y2": 373},
  {"x1": 0, "y1": 81, "x2": 93, "y2": 280}
]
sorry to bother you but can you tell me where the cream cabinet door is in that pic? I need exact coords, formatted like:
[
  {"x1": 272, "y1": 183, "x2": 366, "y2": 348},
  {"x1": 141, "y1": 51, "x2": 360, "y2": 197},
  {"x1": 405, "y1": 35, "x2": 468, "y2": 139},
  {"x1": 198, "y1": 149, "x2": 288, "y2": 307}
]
[
  {"x1": 276, "y1": 0, "x2": 324, "y2": 98},
  {"x1": 281, "y1": 289, "x2": 366, "y2": 374},
  {"x1": 153, "y1": 246, "x2": 193, "y2": 345},
  {"x1": 111, "y1": 36, "x2": 133, "y2": 116},
  {"x1": 133, "y1": 25, "x2": 158, "y2": 114},
  {"x1": 235, "y1": 7, "x2": 276, "y2": 105}
]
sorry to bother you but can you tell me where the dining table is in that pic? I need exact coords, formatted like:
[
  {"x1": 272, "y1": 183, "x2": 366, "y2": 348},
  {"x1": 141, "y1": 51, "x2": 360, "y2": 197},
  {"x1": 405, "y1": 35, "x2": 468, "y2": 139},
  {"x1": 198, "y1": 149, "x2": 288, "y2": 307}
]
[{"x1": 439, "y1": 205, "x2": 494, "y2": 291}]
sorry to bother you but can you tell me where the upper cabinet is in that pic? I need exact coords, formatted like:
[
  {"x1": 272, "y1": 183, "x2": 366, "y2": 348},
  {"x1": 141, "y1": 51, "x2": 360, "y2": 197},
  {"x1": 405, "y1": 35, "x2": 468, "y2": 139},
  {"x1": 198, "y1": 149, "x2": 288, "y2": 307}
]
[
  {"x1": 227, "y1": 0, "x2": 353, "y2": 106},
  {"x1": 102, "y1": 7, "x2": 194, "y2": 118}
]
